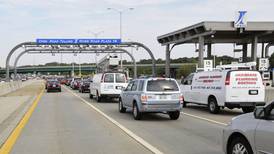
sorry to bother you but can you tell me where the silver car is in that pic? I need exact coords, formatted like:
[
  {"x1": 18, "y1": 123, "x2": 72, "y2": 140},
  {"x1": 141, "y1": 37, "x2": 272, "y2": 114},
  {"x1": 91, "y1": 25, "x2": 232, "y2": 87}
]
[
  {"x1": 223, "y1": 101, "x2": 274, "y2": 154},
  {"x1": 119, "y1": 78, "x2": 183, "y2": 120}
]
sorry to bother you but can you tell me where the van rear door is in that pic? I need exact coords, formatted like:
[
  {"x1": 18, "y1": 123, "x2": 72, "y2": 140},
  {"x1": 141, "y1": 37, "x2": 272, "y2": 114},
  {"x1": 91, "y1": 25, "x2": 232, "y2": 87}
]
[{"x1": 226, "y1": 71, "x2": 265, "y2": 103}]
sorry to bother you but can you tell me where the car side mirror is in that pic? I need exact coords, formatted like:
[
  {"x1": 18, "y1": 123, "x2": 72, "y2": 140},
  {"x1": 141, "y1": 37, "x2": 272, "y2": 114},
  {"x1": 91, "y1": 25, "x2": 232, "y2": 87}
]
[{"x1": 254, "y1": 107, "x2": 266, "y2": 119}]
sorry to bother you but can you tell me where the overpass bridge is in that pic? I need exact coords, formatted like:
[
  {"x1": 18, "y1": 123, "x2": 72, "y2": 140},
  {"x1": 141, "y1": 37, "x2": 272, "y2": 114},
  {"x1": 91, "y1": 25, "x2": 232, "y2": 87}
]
[{"x1": 0, "y1": 63, "x2": 194, "y2": 76}]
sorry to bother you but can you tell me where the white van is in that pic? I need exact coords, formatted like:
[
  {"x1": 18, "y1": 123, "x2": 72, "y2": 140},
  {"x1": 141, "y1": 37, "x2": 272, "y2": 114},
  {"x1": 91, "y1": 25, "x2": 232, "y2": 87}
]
[
  {"x1": 90, "y1": 72, "x2": 128, "y2": 102},
  {"x1": 180, "y1": 70, "x2": 265, "y2": 113}
]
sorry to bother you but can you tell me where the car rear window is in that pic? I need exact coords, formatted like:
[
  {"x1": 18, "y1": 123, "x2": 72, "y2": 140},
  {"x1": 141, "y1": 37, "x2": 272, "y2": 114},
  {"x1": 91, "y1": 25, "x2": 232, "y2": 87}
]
[
  {"x1": 115, "y1": 74, "x2": 126, "y2": 83},
  {"x1": 104, "y1": 74, "x2": 114, "y2": 83},
  {"x1": 146, "y1": 80, "x2": 179, "y2": 92},
  {"x1": 49, "y1": 81, "x2": 59, "y2": 84}
]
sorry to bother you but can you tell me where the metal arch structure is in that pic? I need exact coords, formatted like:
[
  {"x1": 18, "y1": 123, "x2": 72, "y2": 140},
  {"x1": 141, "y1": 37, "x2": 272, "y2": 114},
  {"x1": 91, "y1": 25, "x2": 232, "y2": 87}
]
[
  {"x1": 6, "y1": 41, "x2": 156, "y2": 81},
  {"x1": 120, "y1": 42, "x2": 156, "y2": 76},
  {"x1": 11, "y1": 46, "x2": 137, "y2": 78},
  {"x1": 13, "y1": 48, "x2": 137, "y2": 78},
  {"x1": 13, "y1": 48, "x2": 137, "y2": 79}
]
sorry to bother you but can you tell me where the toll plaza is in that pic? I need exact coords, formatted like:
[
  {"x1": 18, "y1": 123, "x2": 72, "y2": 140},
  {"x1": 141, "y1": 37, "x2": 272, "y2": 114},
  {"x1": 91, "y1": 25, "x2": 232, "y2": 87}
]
[{"x1": 157, "y1": 21, "x2": 274, "y2": 77}]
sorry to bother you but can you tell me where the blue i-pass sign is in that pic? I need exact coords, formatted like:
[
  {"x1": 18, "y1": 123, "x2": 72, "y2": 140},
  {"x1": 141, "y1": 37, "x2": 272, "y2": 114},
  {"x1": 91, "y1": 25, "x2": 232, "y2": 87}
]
[
  {"x1": 36, "y1": 39, "x2": 122, "y2": 45},
  {"x1": 234, "y1": 11, "x2": 247, "y2": 28}
]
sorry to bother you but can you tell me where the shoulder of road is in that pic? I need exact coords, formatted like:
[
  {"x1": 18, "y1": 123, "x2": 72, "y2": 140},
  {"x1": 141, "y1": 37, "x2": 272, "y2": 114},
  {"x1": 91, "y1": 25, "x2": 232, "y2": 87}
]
[{"x1": 0, "y1": 80, "x2": 44, "y2": 147}]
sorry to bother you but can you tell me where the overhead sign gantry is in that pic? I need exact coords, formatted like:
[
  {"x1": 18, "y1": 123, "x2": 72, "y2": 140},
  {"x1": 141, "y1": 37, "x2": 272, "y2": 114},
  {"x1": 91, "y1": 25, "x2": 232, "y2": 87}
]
[{"x1": 6, "y1": 39, "x2": 156, "y2": 81}]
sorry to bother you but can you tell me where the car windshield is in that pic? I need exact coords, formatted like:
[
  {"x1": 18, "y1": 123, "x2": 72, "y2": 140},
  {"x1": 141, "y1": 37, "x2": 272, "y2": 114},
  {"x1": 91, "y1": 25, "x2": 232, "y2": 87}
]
[
  {"x1": 146, "y1": 79, "x2": 179, "y2": 92},
  {"x1": 116, "y1": 74, "x2": 126, "y2": 83}
]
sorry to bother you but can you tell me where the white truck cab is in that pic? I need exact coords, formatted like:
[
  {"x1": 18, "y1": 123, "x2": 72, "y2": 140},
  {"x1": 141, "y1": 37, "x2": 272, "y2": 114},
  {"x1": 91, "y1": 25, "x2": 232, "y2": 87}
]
[{"x1": 181, "y1": 70, "x2": 265, "y2": 114}]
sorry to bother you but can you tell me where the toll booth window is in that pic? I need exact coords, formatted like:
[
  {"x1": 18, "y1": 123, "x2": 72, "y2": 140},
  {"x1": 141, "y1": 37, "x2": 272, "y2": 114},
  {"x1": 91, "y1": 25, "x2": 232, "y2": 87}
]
[
  {"x1": 116, "y1": 74, "x2": 126, "y2": 83},
  {"x1": 104, "y1": 74, "x2": 114, "y2": 83}
]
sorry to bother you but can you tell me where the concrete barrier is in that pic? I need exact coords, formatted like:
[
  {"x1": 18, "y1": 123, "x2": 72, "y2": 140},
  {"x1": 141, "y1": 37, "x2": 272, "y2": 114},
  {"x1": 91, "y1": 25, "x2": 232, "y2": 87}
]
[{"x1": 0, "y1": 81, "x2": 23, "y2": 96}]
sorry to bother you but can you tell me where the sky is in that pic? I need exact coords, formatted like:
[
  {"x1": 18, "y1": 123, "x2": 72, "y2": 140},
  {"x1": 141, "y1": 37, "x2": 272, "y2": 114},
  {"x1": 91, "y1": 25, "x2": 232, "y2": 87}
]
[{"x1": 0, "y1": 0, "x2": 274, "y2": 67}]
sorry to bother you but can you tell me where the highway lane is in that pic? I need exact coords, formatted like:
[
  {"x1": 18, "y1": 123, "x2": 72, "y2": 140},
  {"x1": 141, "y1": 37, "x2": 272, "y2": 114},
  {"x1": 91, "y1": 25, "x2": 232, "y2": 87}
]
[
  {"x1": 72, "y1": 87, "x2": 226, "y2": 154},
  {"x1": 9, "y1": 84, "x2": 242, "y2": 154},
  {"x1": 11, "y1": 88, "x2": 152, "y2": 154}
]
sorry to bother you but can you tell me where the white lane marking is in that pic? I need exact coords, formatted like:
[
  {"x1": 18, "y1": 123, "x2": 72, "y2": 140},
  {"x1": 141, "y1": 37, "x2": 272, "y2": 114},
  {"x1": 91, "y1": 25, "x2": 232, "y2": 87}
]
[
  {"x1": 181, "y1": 112, "x2": 228, "y2": 126},
  {"x1": 63, "y1": 86, "x2": 163, "y2": 154}
]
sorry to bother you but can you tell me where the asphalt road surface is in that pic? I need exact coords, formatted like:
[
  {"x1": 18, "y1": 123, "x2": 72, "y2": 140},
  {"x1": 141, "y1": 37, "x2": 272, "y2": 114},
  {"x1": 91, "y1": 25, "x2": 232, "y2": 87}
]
[{"x1": 10, "y1": 85, "x2": 246, "y2": 154}]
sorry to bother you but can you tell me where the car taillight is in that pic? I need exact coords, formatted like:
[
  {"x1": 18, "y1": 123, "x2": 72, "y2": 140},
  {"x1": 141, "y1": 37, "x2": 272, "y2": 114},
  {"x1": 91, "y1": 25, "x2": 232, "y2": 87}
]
[
  {"x1": 141, "y1": 95, "x2": 148, "y2": 102},
  {"x1": 225, "y1": 72, "x2": 231, "y2": 85},
  {"x1": 179, "y1": 95, "x2": 184, "y2": 104}
]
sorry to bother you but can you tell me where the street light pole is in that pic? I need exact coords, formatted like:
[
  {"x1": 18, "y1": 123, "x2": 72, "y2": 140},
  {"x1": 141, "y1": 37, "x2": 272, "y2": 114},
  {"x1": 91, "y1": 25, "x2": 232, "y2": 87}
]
[{"x1": 107, "y1": 7, "x2": 134, "y2": 70}]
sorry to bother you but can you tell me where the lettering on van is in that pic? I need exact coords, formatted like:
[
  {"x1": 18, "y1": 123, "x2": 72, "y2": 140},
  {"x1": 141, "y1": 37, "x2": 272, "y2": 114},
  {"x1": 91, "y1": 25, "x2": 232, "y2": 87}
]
[
  {"x1": 235, "y1": 73, "x2": 258, "y2": 85},
  {"x1": 193, "y1": 86, "x2": 222, "y2": 90},
  {"x1": 198, "y1": 75, "x2": 222, "y2": 83}
]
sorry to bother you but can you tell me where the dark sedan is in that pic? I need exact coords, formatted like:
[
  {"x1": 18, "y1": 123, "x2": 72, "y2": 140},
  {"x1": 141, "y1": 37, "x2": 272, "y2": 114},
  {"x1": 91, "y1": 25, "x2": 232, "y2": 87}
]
[
  {"x1": 46, "y1": 80, "x2": 61, "y2": 92},
  {"x1": 79, "y1": 80, "x2": 91, "y2": 93}
]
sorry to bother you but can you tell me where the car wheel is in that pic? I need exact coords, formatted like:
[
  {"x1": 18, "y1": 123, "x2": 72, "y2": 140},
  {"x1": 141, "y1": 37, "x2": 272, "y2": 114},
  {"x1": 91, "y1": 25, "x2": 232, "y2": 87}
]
[
  {"x1": 47, "y1": 89, "x2": 50, "y2": 93},
  {"x1": 228, "y1": 137, "x2": 253, "y2": 154},
  {"x1": 242, "y1": 107, "x2": 255, "y2": 113},
  {"x1": 89, "y1": 94, "x2": 93, "y2": 99},
  {"x1": 119, "y1": 98, "x2": 126, "y2": 113},
  {"x1": 59, "y1": 89, "x2": 61, "y2": 92},
  {"x1": 168, "y1": 111, "x2": 180, "y2": 120},
  {"x1": 208, "y1": 97, "x2": 220, "y2": 114},
  {"x1": 133, "y1": 103, "x2": 142, "y2": 120},
  {"x1": 96, "y1": 92, "x2": 101, "y2": 102}
]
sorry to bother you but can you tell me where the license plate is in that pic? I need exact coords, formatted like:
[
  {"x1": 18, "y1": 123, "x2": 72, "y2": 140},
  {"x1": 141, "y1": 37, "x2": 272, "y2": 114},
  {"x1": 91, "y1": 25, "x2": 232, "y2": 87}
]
[
  {"x1": 249, "y1": 90, "x2": 258, "y2": 95},
  {"x1": 116, "y1": 86, "x2": 122, "y2": 90},
  {"x1": 159, "y1": 95, "x2": 167, "y2": 99},
  {"x1": 53, "y1": 85, "x2": 56, "y2": 87}
]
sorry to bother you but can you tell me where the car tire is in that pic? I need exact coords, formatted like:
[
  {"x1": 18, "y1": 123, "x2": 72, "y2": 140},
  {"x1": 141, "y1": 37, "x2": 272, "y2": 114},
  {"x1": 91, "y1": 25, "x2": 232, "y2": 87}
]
[
  {"x1": 119, "y1": 98, "x2": 126, "y2": 113},
  {"x1": 47, "y1": 89, "x2": 50, "y2": 93},
  {"x1": 242, "y1": 106, "x2": 255, "y2": 113},
  {"x1": 208, "y1": 97, "x2": 220, "y2": 114},
  {"x1": 59, "y1": 89, "x2": 61, "y2": 92},
  {"x1": 96, "y1": 92, "x2": 101, "y2": 102},
  {"x1": 168, "y1": 111, "x2": 180, "y2": 120},
  {"x1": 89, "y1": 94, "x2": 93, "y2": 99},
  {"x1": 228, "y1": 137, "x2": 253, "y2": 154},
  {"x1": 133, "y1": 103, "x2": 142, "y2": 120}
]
